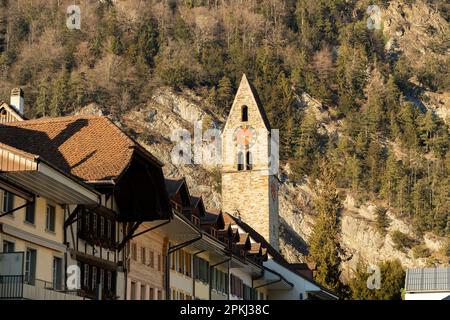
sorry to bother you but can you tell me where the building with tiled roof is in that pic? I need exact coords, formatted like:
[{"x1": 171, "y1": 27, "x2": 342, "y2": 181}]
[
  {"x1": 0, "y1": 114, "x2": 173, "y2": 300},
  {"x1": 405, "y1": 267, "x2": 450, "y2": 300}
]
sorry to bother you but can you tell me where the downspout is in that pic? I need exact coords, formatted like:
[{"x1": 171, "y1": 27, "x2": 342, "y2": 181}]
[
  {"x1": 227, "y1": 259, "x2": 231, "y2": 300},
  {"x1": 192, "y1": 250, "x2": 205, "y2": 300},
  {"x1": 165, "y1": 232, "x2": 202, "y2": 300}
]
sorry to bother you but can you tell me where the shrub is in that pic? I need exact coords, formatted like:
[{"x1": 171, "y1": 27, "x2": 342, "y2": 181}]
[
  {"x1": 391, "y1": 230, "x2": 416, "y2": 252},
  {"x1": 412, "y1": 245, "x2": 431, "y2": 259}
]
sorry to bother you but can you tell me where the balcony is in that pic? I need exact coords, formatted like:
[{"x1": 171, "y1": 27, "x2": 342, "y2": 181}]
[{"x1": 0, "y1": 276, "x2": 86, "y2": 300}]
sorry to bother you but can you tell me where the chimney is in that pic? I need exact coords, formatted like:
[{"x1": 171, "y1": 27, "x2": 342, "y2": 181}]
[{"x1": 10, "y1": 87, "x2": 24, "y2": 114}]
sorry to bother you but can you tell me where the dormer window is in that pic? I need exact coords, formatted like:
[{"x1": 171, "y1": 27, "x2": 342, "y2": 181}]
[{"x1": 242, "y1": 106, "x2": 248, "y2": 122}]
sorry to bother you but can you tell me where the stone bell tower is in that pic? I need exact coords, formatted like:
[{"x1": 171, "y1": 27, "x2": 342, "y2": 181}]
[{"x1": 221, "y1": 74, "x2": 279, "y2": 251}]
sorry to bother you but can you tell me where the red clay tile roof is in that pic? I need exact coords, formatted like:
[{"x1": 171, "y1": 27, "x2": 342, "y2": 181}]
[{"x1": 0, "y1": 115, "x2": 156, "y2": 182}]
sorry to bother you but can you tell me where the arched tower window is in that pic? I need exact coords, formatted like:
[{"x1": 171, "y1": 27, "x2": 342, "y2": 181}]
[
  {"x1": 241, "y1": 106, "x2": 248, "y2": 122},
  {"x1": 246, "y1": 151, "x2": 252, "y2": 170},
  {"x1": 237, "y1": 152, "x2": 244, "y2": 171}
]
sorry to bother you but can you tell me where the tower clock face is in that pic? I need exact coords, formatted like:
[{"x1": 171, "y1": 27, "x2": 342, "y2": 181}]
[{"x1": 234, "y1": 126, "x2": 257, "y2": 148}]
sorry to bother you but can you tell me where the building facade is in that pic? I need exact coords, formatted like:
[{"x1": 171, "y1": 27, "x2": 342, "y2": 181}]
[{"x1": 0, "y1": 143, "x2": 98, "y2": 300}]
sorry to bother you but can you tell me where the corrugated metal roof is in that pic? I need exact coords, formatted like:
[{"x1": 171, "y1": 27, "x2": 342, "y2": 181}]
[{"x1": 405, "y1": 267, "x2": 450, "y2": 292}]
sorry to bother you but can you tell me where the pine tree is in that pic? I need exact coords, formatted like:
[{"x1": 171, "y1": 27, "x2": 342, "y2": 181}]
[
  {"x1": 381, "y1": 151, "x2": 402, "y2": 206},
  {"x1": 217, "y1": 76, "x2": 233, "y2": 110},
  {"x1": 346, "y1": 155, "x2": 361, "y2": 191},
  {"x1": 308, "y1": 158, "x2": 343, "y2": 293},
  {"x1": 366, "y1": 139, "x2": 383, "y2": 193},
  {"x1": 36, "y1": 77, "x2": 50, "y2": 117},
  {"x1": 49, "y1": 70, "x2": 69, "y2": 117},
  {"x1": 292, "y1": 113, "x2": 319, "y2": 177},
  {"x1": 375, "y1": 206, "x2": 390, "y2": 236}
]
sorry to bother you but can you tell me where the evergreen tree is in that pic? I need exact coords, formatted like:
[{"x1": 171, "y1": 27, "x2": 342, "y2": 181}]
[
  {"x1": 36, "y1": 77, "x2": 50, "y2": 117},
  {"x1": 381, "y1": 151, "x2": 402, "y2": 206},
  {"x1": 375, "y1": 206, "x2": 390, "y2": 236},
  {"x1": 377, "y1": 260, "x2": 405, "y2": 300},
  {"x1": 308, "y1": 159, "x2": 343, "y2": 293},
  {"x1": 217, "y1": 76, "x2": 233, "y2": 110},
  {"x1": 49, "y1": 70, "x2": 69, "y2": 116}
]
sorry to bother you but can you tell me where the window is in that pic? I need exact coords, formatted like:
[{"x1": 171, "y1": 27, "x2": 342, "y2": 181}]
[
  {"x1": 149, "y1": 251, "x2": 154, "y2": 268},
  {"x1": 91, "y1": 266, "x2": 97, "y2": 291},
  {"x1": 131, "y1": 242, "x2": 137, "y2": 260},
  {"x1": 242, "y1": 106, "x2": 248, "y2": 122},
  {"x1": 237, "y1": 152, "x2": 244, "y2": 171},
  {"x1": 211, "y1": 268, "x2": 228, "y2": 294},
  {"x1": 141, "y1": 247, "x2": 146, "y2": 265},
  {"x1": 46, "y1": 204, "x2": 56, "y2": 232},
  {"x1": 2, "y1": 191, "x2": 14, "y2": 214},
  {"x1": 246, "y1": 151, "x2": 252, "y2": 170},
  {"x1": 170, "y1": 252, "x2": 175, "y2": 270},
  {"x1": 92, "y1": 213, "x2": 97, "y2": 235},
  {"x1": 157, "y1": 254, "x2": 161, "y2": 272},
  {"x1": 194, "y1": 256, "x2": 209, "y2": 283},
  {"x1": 100, "y1": 216, "x2": 105, "y2": 237},
  {"x1": 141, "y1": 285, "x2": 146, "y2": 300},
  {"x1": 230, "y1": 274, "x2": 243, "y2": 298},
  {"x1": 83, "y1": 264, "x2": 90, "y2": 288},
  {"x1": 107, "y1": 271, "x2": 112, "y2": 291},
  {"x1": 84, "y1": 212, "x2": 90, "y2": 232},
  {"x1": 25, "y1": 248, "x2": 37, "y2": 285},
  {"x1": 149, "y1": 287, "x2": 154, "y2": 300},
  {"x1": 185, "y1": 253, "x2": 191, "y2": 277},
  {"x1": 99, "y1": 269, "x2": 105, "y2": 291},
  {"x1": 157, "y1": 289, "x2": 162, "y2": 300},
  {"x1": 178, "y1": 251, "x2": 184, "y2": 273},
  {"x1": 2, "y1": 240, "x2": 14, "y2": 253},
  {"x1": 25, "y1": 201, "x2": 35, "y2": 224},
  {"x1": 53, "y1": 257, "x2": 63, "y2": 290},
  {"x1": 107, "y1": 220, "x2": 112, "y2": 239},
  {"x1": 243, "y1": 284, "x2": 254, "y2": 300},
  {"x1": 130, "y1": 281, "x2": 137, "y2": 300}
]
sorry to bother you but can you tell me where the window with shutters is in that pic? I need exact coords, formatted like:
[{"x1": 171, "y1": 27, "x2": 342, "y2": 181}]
[
  {"x1": 230, "y1": 274, "x2": 243, "y2": 298},
  {"x1": 194, "y1": 256, "x2": 209, "y2": 283}
]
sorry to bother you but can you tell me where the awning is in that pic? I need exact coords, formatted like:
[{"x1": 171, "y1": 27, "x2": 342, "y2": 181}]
[
  {"x1": 253, "y1": 266, "x2": 293, "y2": 290},
  {"x1": 0, "y1": 144, "x2": 99, "y2": 205},
  {"x1": 157, "y1": 213, "x2": 230, "y2": 264},
  {"x1": 306, "y1": 290, "x2": 338, "y2": 300}
]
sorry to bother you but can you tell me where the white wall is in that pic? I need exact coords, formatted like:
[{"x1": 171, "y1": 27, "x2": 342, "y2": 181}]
[
  {"x1": 264, "y1": 259, "x2": 324, "y2": 300},
  {"x1": 405, "y1": 292, "x2": 450, "y2": 300},
  {"x1": 170, "y1": 270, "x2": 193, "y2": 296},
  {"x1": 229, "y1": 267, "x2": 253, "y2": 301}
]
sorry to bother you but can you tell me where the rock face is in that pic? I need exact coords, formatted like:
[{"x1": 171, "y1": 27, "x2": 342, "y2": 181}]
[{"x1": 383, "y1": 0, "x2": 449, "y2": 68}]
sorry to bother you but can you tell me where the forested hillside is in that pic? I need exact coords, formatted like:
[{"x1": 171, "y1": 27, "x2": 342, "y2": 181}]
[{"x1": 0, "y1": 0, "x2": 449, "y2": 297}]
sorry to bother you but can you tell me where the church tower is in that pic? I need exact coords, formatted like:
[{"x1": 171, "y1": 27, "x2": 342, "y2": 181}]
[{"x1": 221, "y1": 74, "x2": 279, "y2": 251}]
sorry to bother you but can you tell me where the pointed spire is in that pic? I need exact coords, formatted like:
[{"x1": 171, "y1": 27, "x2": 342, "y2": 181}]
[{"x1": 236, "y1": 73, "x2": 271, "y2": 130}]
